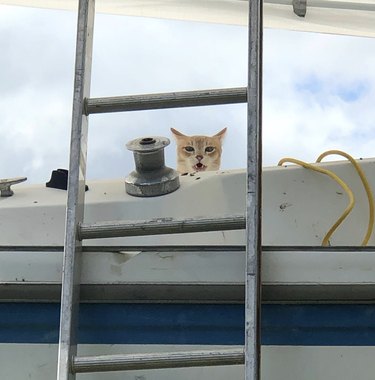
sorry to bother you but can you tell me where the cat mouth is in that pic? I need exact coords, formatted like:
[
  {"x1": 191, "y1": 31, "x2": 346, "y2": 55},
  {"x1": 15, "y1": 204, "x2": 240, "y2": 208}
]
[{"x1": 193, "y1": 163, "x2": 207, "y2": 171}]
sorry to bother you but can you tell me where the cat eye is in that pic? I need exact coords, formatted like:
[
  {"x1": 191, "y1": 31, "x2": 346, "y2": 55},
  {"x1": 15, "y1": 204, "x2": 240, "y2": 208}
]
[
  {"x1": 205, "y1": 146, "x2": 215, "y2": 153},
  {"x1": 184, "y1": 146, "x2": 195, "y2": 152}
]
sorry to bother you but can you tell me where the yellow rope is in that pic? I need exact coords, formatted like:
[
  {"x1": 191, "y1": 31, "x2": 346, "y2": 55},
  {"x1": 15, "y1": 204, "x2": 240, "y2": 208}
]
[
  {"x1": 316, "y1": 150, "x2": 374, "y2": 246},
  {"x1": 278, "y1": 157, "x2": 355, "y2": 246}
]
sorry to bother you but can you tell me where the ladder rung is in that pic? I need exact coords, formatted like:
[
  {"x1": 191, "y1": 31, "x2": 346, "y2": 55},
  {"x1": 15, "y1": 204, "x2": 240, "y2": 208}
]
[
  {"x1": 72, "y1": 349, "x2": 244, "y2": 373},
  {"x1": 85, "y1": 87, "x2": 247, "y2": 114},
  {"x1": 79, "y1": 215, "x2": 246, "y2": 240}
]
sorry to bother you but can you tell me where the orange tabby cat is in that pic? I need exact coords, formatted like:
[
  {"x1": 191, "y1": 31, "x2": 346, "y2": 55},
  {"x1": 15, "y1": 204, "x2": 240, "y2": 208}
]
[{"x1": 171, "y1": 128, "x2": 227, "y2": 173}]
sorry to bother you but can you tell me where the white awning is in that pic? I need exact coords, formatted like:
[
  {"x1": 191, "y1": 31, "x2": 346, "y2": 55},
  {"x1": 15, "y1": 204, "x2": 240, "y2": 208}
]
[{"x1": 1, "y1": 0, "x2": 375, "y2": 38}]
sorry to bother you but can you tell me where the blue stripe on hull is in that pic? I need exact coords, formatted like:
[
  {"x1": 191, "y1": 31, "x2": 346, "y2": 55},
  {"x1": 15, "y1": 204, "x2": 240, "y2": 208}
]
[{"x1": 1, "y1": 303, "x2": 375, "y2": 346}]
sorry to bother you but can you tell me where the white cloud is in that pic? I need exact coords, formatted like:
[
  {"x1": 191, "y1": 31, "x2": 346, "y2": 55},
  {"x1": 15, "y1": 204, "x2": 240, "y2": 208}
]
[
  {"x1": 262, "y1": 29, "x2": 375, "y2": 166},
  {"x1": 1, "y1": 5, "x2": 375, "y2": 184}
]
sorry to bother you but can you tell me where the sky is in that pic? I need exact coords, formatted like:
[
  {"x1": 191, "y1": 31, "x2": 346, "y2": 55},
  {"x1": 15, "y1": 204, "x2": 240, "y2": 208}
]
[{"x1": 1, "y1": 4, "x2": 375, "y2": 184}]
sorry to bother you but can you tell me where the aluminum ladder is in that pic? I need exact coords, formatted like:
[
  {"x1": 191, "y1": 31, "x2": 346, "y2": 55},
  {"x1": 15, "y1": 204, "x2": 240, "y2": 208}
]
[{"x1": 57, "y1": 0, "x2": 262, "y2": 379}]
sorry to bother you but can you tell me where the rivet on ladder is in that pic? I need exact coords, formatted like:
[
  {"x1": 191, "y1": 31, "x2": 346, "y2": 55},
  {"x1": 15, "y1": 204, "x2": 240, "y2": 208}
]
[{"x1": 125, "y1": 136, "x2": 180, "y2": 197}]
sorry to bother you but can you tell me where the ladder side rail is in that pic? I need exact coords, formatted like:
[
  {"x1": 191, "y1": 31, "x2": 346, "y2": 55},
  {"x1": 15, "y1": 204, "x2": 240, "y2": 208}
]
[
  {"x1": 246, "y1": 0, "x2": 263, "y2": 377},
  {"x1": 57, "y1": 0, "x2": 95, "y2": 379}
]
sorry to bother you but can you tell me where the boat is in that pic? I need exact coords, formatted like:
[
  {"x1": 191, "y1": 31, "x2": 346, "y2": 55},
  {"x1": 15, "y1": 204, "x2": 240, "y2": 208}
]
[
  {"x1": 1, "y1": 0, "x2": 375, "y2": 37},
  {"x1": 2, "y1": 155, "x2": 375, "y2": 378},
  {"x1": 1, "y1": 0, "x2": 375, "y2": 379}
]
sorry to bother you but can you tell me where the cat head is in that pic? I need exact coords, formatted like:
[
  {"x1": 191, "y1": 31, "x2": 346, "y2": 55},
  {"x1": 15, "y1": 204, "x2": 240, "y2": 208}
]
[{"x1": 171, "y1": 127, "x2": 227, "y2": 173}]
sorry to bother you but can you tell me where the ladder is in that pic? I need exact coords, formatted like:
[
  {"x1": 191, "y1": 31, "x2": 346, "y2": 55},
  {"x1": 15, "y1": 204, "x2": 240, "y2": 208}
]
[{"x1": 57, "y1": 0, "x2": 262, "y2": 379}]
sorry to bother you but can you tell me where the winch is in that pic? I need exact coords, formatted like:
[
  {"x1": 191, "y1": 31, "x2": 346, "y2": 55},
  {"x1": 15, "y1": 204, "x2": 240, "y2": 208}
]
[{"x1": 125, "y1": 136, "x2": 180, "y2": 197}]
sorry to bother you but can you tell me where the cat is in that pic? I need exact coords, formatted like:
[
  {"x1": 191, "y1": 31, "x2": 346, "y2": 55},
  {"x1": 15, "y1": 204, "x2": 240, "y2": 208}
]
[{"x1": 170, "y1": 127, "x2": 227, "y2": 173}]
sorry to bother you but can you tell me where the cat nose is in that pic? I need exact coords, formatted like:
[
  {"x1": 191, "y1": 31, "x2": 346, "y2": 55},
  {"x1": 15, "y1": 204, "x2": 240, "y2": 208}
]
[{"x1": 196, "y1": 155, "x2": 203, "y2": 161}]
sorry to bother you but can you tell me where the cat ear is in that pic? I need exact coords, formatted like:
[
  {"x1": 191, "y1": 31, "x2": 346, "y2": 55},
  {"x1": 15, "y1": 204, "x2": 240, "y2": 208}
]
[
  {"x1": 213, "y1": 127, "x2": 227, "y2": 140},
  {"x1": 170, "y1": 128, "x2": 186, "y2": 138}
]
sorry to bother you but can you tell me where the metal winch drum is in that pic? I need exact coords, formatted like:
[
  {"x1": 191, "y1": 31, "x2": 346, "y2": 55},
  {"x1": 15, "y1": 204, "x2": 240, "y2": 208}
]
[{"x1": 125, "y1": 136, "x2": 180, "y2": 197}]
